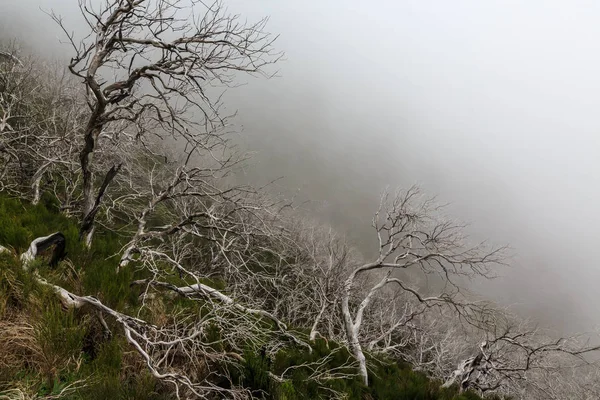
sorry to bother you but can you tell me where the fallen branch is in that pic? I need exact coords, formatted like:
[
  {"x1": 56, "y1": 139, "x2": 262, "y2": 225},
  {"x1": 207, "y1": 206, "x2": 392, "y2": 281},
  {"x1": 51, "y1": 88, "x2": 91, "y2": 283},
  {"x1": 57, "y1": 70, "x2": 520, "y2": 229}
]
[
  {"x1": 132, "y1": 278, "x2": 312, "y2": 352},
  {"x1": 13, "y1": 232, "x2": 310, "y2": 398},
  {"x1": 20, "y1": 232, "x2": 66, "y2": 269},
  {"x1": 12, "y1": 234, "x2": 241, "y2": 398}
]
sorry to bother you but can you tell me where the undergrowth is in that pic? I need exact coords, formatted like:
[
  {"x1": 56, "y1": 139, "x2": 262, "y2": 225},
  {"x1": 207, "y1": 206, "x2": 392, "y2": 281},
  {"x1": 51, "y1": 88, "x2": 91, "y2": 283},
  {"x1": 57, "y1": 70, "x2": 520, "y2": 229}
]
[{"x1": 0, "y1": 193, "x2": 491, "y2": 399}]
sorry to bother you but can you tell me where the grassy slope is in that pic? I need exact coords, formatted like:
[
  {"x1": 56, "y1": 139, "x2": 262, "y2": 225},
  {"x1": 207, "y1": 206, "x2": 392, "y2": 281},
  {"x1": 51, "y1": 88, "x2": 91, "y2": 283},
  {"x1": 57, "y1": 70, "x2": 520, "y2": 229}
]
[{"x1": 0, "y1": 193, "x2": 492, "y2": 400}]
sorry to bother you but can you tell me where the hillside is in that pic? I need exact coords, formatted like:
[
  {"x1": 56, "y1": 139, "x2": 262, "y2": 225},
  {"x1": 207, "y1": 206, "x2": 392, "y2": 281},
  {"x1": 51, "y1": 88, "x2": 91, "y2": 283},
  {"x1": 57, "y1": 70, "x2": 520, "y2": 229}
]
[
  {"x1": 2, "y1": 1, "x2": 600, "y2": 399},
  {"x1": 0, "y1": 194, "x2": 486, "y2": 399}
]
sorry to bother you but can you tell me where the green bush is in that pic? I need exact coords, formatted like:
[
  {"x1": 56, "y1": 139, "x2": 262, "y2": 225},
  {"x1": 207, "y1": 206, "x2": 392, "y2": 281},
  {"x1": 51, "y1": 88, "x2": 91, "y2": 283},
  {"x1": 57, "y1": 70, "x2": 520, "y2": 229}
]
[{"x1": 237, "y1": 339, "x2": 491, "y2": 400}]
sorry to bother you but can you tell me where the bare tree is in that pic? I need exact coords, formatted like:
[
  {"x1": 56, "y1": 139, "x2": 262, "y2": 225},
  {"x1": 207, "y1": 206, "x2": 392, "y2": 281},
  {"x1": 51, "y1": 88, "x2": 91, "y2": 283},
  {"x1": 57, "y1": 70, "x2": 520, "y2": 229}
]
[
  {"x1": 0, "y1": 44, "x2": 87, "y2": 206},
  {"x1": 302, "y1": 226, "x2": 351, "y2": 342},
  {"x1": 261, "y1": 220, "x2": 353, "y2": 343},
  {"x1": 443, "y1": 311, "x2": 600, "y2": 398},
  {"x1": 396, "y1": 309, "x2": 473, "y2": 379},
  {"x1": 9, "y1": 4, "x2": 600, "y2": 395},
  {"x1": 12, "y1": 210, "x2": 311, "y2": 399},
  {"x1": 340, "y1": 186, "x2": 504, "y2": 386},
  {"x1": 51, "y1": 0, "x2": 281, "y2": 246}
]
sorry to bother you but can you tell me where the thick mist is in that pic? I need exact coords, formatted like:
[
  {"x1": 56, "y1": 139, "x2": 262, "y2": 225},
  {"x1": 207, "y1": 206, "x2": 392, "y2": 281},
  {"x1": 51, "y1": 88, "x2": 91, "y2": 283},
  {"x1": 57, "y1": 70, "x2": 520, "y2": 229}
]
[{"x1": 2, "y1": 0, "x2": 600, "y2": 331}]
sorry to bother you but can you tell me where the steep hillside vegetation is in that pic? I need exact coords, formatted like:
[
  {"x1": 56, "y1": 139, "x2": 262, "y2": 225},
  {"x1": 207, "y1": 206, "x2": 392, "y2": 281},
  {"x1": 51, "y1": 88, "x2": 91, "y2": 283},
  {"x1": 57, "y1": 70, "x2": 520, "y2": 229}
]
[
  {"x1": 2, "y1": 1, "x2": 600, "y2": 399},
  {"x1": 0, "y1": 194, "x2": 487, "y2": 399}
]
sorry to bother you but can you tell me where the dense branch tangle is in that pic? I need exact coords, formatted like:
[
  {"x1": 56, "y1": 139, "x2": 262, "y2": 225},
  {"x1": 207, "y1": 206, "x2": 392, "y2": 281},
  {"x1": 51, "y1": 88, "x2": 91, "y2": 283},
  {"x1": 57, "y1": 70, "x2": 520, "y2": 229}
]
[
  {"x1": 12, "y1": 226, "x2": 314, "y2": 399},
  {"x1": 341, "y1": 187, "x2": 505, "y2": 386},
  {"x1": 7, "y1": 1, "x2": 600, "y2": 397},
  {"x1": 0, "y1": 45, "x2": 85, "y2": 205},
  {"x1": 51, "y1": 0, "x2": 281, "y2": 245},
  {"x1": 443, "y1": 313, "x2": 600, "y2": 398}
]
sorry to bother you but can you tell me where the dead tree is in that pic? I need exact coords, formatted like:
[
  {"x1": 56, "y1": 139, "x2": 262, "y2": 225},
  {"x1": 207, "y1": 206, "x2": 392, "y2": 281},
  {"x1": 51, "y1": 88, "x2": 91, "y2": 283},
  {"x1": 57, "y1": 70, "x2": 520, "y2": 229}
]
[
  {"x1": 301, "y1": 226, "x2": 351, "y2": 342},
  {"x1": 0, "y1": 46, "x2": 85, "y2": 205},
  {"x1": 443, "y1": 313, "x2": 600, "y2": 397},
  {"x1": 20, "y1": 232, "x2": 66, "y2": 268},
  {"x1": 97, "y1": 132, "x2": 312, "y2": 338},
  {"x1": 390, "y1": 308, "x2": 472, "y2": 380},
  {"x1": 259, "y1": 220, "x2": 353, "y2": 343},
  {"x1": 340, "y1": 186, "x2": 504, "y2": 386},
  {"x1": 51, "y1": 0, "x2": 281, "y2": 246},
  {"x1": 10, "y1": 219, "x2": 309, "y2": 399}
]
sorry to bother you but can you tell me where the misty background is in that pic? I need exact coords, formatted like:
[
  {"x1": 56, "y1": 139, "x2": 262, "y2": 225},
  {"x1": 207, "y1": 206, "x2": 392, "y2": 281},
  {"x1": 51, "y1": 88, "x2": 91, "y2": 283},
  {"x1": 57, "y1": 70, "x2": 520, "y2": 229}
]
[{"x1": 1, "y1": 0, "x2": 599, "y2": 332}]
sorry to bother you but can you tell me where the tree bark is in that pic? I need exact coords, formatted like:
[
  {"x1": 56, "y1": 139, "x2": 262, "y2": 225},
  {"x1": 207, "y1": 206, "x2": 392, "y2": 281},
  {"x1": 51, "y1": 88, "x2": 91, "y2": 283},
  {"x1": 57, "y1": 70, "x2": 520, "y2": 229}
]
[
  {"x1": 79, "y1": 163, "x2": 121, "y2": 246},
  {"x1": 309, "y1": 301, "x2": 328, "y2": 342},
  {"x1": 341, "y1": 281, "x2": 369, "y2": 386}
]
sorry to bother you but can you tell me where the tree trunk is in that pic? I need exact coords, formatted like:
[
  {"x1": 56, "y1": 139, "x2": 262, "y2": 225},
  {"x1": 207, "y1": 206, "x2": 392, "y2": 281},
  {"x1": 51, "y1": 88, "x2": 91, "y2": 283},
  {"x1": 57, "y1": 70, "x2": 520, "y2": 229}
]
[
  {"x1": 80, "y1": 126, "x2": 98, "y2": 218},
  {"x1": 341, "y1": 290, "x2": 369, "y2": 386},
  {"x1": 31, "y1": 174, "x2": 42, "y2": 205},
  {"x1": 31, "y1": 162, "x2": 51, "y2": 205},
  {"x1": 79, "y1": 126, "x2": 96, "y2": 246},
  {"x1": 79, "y1": 163, "x2": 121, "y2": 247},
  {"x1": 309, "y1": 301, "x2": 328, "y2": 341}
]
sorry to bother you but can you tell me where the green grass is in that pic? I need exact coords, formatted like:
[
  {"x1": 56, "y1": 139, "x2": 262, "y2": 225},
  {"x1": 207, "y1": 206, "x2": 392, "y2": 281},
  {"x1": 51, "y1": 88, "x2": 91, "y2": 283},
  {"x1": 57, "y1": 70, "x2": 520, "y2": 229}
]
[
  {"x1": 239, "y1": 338, "x2": 496, "y2": 400},
  {"x1": 0, "y1": 194, "x2": 167, "y2": 399},
  {"x1": 0, "y1": 192, "x2": 492, "y2": 399}
]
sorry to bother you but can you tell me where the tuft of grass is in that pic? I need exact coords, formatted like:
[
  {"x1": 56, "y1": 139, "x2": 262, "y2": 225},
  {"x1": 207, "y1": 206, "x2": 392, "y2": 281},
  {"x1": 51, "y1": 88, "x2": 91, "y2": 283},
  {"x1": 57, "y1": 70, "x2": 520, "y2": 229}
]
[
  {"x1": 0, "y1": 253, "x2": 40, "y2": 317},
  {"x1": 34, "y1": 303, "x2": 88, "y2": 390},
  {"x1": 0, "y1": 318, "x2": 42, "y2": 389}
]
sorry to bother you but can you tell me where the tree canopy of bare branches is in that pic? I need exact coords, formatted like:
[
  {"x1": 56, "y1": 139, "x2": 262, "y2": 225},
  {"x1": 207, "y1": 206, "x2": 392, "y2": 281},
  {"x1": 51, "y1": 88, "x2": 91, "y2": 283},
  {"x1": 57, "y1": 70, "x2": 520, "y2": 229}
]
[
  {"x1": 341, "y1": 186, "x2": 505, "y2": 386},
  {"x1": 3, "y1": 2, "x2": 600, "y2": 399},
  {"x1": 51, "y1": 0, "x2": 281, "y2": 246},
  {"x1": 0, "y1": 43, "x2": 85, "y2": 206}
]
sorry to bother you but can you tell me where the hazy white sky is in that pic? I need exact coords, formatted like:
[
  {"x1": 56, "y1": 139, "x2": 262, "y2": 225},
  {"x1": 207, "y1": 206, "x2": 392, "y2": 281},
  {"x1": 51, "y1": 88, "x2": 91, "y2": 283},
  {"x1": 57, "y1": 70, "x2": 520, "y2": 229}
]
[{"x1": 2, "y1": 0, "x2": 600, "y2": 330}]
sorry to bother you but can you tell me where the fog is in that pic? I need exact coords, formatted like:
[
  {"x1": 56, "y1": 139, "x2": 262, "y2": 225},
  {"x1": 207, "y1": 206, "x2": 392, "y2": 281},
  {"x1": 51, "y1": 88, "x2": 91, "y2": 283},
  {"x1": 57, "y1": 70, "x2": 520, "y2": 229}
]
[{"x1": 2, "y1": 0, "x2": 600, "y2": 331}]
